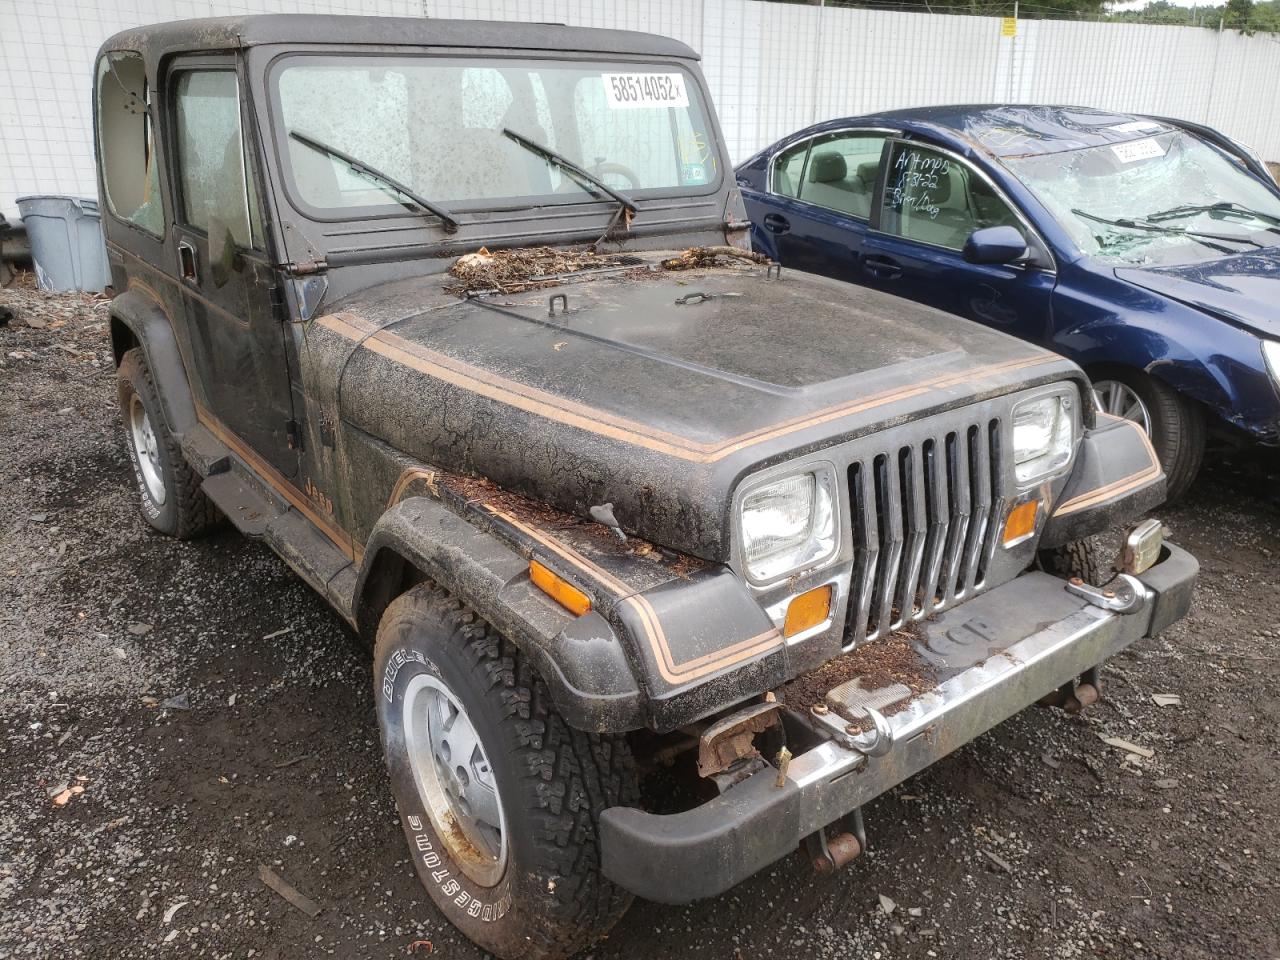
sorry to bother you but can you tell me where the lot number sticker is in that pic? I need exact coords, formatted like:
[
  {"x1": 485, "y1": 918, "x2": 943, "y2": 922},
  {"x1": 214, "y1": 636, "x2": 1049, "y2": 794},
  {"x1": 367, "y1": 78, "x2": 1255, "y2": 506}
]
[
  {"x1": 1111, "y1": 138, "x2": 1166, "y2": 164},
  {"x1": 603, "y1": 73, "x2": 689, "y2": 109}
]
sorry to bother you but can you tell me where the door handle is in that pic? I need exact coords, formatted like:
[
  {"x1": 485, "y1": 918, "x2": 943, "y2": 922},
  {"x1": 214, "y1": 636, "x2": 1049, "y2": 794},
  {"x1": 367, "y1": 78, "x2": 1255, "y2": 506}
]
[
  {"x1": 762, "y1": 212, "x2": 790, "y2": 235},
  {"x1": 861, "y1": 254, "x2": 902, "y2": 280},
  {"x1": 177, "y1": 240, "x2": 199, "y2": 284}
]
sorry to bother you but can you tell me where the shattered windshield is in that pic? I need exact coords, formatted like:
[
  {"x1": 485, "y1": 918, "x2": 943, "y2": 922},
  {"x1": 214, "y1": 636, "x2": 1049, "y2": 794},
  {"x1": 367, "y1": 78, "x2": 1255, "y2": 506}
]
[
  {"x1": 271, "y1": 55, "x2": 720, "y2": 217},
  {"x1": 1005, "y1": 131, "x2": 1280, "y2": 267}
]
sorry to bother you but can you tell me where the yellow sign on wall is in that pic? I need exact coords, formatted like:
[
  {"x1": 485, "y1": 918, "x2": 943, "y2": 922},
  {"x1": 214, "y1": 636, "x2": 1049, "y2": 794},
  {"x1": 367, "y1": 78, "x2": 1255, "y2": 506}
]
[{"x1": 1002, "y1": 16, "x2": 1018, "y2": 36}]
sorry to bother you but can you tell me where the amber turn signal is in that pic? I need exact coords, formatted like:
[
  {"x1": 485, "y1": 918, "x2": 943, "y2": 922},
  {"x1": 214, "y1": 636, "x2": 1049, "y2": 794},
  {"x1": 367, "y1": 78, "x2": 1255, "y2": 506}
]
[
  {"x1": 529, "y1": 560, "x2": 592, "y2": 616},
  {"x1": 783, "y1": 584, "x2": 833, "y2": 638},
  {"x1": 1002, "y1": 499, "x2": 1041, "y2": 546}
]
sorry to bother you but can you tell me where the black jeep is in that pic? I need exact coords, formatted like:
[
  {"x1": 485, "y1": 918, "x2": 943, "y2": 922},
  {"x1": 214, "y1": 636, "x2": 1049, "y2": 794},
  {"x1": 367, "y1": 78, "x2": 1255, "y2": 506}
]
[{"x1": 95, "y1": 15, "x2": 1196, "y2": 960}]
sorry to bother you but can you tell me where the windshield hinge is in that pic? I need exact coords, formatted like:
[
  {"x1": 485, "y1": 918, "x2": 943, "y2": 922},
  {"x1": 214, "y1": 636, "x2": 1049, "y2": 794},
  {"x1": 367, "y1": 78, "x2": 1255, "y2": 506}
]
[{"x1": 283, "y1": 257, "x2": 328, "y2": 278}]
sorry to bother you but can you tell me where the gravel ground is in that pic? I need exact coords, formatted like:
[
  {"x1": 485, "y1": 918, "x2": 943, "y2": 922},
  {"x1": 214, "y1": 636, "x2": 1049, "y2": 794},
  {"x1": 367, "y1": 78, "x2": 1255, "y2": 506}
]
[{"x1": 2, "y1": 273, "x2": 1278, "y2": 960}]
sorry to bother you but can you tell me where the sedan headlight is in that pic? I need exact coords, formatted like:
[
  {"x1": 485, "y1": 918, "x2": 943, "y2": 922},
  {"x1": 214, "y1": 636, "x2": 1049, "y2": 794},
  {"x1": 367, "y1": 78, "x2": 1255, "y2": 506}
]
[
  {"x1": 1012, "y1": 393, "x2": 1075, "y2": 483},
  {"x1": 739, "y1": 468, "x2": 838, "y2": 582},
  {"x1": 1263, "y1": 340, "x2": 1280, "y2": 387}
]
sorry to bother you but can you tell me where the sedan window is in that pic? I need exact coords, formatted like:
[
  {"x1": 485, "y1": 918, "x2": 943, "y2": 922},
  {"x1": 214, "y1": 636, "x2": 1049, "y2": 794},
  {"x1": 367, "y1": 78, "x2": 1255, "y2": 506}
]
[
  {"x1": 880, "y1": 142, "x2": 1020, "y2": 250},
  {"x1": 773, "y1": 133, "x2": 886, "y2": 220}
]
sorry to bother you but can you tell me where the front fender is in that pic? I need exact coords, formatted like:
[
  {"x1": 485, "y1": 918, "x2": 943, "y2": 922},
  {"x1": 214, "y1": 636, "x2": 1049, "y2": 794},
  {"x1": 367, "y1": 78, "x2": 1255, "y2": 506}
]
[
  {"x1": 108, "y1": 286, "x2": 197, "y2": 437},
  {"x1": 353, "y1": 496, "x2": 647, "y2": 733},
  {"x1": 1041, "y1": 414, "x2": 1165, "y2": 547},
  {"x1": 1053, "y1": 275, "x2": 1278, "y2": 438}
]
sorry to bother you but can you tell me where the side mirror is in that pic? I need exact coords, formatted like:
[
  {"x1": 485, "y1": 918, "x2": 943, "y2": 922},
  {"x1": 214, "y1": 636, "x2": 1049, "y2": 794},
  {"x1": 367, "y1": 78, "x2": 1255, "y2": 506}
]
[
  {"x1": 962, "y1": 225, "x2": 1028, "y2": 265},
  {"x1": 207, "y1": 217, "x2": 240, "y2": 288}
]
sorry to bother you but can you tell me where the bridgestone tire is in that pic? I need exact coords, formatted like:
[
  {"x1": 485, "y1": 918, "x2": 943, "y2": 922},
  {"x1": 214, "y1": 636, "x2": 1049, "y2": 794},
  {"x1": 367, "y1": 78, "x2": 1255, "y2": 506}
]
[
  {"x1": 373, "y1": 583, "x2": 637, "y2": 960},
  {"x1": 1038, "y1": 538, "x2": 1105, "y2": 586},
  {"x1": 116, "y1": 349, "x2": 217, "y2": 539},
  {"x1": 1093, "y1": 367, "x2": 1205, "y2": 503}
]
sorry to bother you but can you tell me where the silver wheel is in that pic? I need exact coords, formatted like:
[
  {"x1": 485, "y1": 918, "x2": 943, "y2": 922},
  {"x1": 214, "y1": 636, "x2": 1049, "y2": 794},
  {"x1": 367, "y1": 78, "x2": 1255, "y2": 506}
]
[
  {"x1": 1093, "y1": 379, "x2": 1153, "y2": 436},
  {"x1": 128, "y1": 394, "x2": 167, "y2": 506},
  {"x1": 402, "y1": 673, "x2": 507, "y2": 887}
]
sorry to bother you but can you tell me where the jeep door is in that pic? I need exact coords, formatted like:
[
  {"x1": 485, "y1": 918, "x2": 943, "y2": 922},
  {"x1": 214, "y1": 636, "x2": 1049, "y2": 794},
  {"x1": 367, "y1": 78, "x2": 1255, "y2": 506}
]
[
  {"x1": 858, "y1": 140, "x2": 1057, "y2": 340},
  {"x1": 165, "y1": 57, "x2": 297, "y2": 477},
  {"x1": 744, "y1": 130, "x2": 889, "y2": 280}
]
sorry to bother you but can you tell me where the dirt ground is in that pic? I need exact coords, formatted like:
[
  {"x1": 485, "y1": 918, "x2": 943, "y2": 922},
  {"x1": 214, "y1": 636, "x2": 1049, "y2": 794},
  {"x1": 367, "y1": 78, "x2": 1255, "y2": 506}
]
[{"x1": 2, "y1": 273, "x2": 1278, "y2": 960}]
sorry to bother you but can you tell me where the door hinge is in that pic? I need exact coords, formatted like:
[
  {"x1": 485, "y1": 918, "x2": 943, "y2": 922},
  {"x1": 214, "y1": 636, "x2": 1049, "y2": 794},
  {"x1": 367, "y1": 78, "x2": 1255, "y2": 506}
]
[
  {"x1": 283, "y1": 257, "x2": 328, "y2": 277},
  {"x1": 286, "y1": 418, "x2": 303, "y2": 451}
]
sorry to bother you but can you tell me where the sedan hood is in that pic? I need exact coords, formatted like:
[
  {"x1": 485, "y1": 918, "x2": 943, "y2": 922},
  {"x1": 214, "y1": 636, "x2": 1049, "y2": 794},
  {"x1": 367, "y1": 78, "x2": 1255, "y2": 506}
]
[
  {"x1": 321, "y1": 262, "x2": 1076, "y2": 560},
  {"x1": 1116, "y1": 248, "x2": 1280, "y2": 338}
]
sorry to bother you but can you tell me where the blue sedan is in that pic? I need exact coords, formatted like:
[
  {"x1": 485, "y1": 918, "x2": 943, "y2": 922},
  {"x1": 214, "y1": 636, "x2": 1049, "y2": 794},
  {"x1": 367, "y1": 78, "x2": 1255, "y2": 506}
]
[{"x1": 736, "y1": 105, "x2": 1280, "y2": 499}]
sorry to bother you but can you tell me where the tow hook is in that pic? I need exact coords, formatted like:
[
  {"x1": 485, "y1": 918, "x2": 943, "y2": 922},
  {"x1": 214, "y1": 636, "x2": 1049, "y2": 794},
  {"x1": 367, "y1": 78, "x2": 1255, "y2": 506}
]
[
  {"x1": 807, "y1": 809, "x2": 867, "y2": 874},
  {"x1": 1066, "y1": 573, "x2": 1145, "y2": 613}
]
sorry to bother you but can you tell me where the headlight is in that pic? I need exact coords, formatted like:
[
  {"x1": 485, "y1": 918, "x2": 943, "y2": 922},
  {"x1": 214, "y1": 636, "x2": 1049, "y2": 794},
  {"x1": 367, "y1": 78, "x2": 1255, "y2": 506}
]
[
  {"x1": 1263, "y1": 340, "x2": 1280, "y2": 387},
  {"x1": 739, "y1": 468, "x2": 838, "y2": 582},
  {"x1": 1012, "y1": 393, "x2": 1075, "y2": 483}
]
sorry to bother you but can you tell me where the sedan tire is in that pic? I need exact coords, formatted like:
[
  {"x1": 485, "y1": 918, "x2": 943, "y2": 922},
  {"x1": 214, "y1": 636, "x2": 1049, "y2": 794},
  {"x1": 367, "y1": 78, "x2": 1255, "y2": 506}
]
[{"x1": 1091, "y1": 367, "x2": 1204, "y2": 502}]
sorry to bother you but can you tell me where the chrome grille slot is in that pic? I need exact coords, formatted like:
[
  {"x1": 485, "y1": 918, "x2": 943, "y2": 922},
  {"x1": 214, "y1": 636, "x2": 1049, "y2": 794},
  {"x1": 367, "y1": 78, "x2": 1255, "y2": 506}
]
[{"x1": 844, "y1": 416, "x2": 1005, "y2": 649}]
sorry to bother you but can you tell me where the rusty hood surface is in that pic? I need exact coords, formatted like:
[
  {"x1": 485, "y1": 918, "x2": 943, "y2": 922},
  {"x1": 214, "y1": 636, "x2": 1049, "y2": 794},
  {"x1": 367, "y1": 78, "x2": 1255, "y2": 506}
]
[{"x1": 318, "y1": 261, "x2": 1078, "y2": 560}]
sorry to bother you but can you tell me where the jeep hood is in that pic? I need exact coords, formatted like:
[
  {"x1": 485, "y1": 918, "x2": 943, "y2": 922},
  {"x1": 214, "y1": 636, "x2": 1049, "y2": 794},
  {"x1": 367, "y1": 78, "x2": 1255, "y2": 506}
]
[
  {"x1": 1116, "y1": 248, "x2": 1280, "y2": 338},
  {"x1": 321, "y1": 265, "x2": 1077, "y2": 560}
]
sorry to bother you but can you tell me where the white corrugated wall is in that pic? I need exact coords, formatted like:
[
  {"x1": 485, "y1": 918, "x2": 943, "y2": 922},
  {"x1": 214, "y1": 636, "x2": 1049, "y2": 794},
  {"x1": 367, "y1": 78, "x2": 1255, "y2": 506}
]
[{"x1": 3, "y1": 0, "x2": 1279, "y2": 217}]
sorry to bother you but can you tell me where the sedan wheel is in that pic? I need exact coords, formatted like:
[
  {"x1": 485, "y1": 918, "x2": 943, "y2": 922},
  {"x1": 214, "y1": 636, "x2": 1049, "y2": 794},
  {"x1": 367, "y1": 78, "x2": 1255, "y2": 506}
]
[{"x1": 1092, "y1": 379, "x2": 1153, "y2": 435}]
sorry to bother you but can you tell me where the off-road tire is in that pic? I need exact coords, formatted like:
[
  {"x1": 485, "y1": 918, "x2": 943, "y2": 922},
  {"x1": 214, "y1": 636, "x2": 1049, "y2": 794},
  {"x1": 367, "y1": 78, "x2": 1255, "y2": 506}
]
[
  {"x1": 116, "y1": 348, "x2": 217, "y2": 539},
  {"x1": 373, "y1": 583, "x2": 637, "y2": 960},
  {"x1": 1092, "y1": 366, "x2": 1205, "y2": 503},
  {"x1": 1038, "y1": 538, "x2": 1105, "y2": 585}
]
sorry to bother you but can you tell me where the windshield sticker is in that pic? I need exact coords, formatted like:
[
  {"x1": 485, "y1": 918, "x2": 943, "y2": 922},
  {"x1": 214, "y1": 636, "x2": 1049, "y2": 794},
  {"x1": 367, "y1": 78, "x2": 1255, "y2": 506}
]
[
  {"x1": 1111, "y1": 138, "x2": 1166, "y2": 164},
  {"x1": 1110, "y1": 120, "x2": 1162, "y2": 134},
  {"x1": 603, "y1": 73, "x2": 689, "y2": 110}
]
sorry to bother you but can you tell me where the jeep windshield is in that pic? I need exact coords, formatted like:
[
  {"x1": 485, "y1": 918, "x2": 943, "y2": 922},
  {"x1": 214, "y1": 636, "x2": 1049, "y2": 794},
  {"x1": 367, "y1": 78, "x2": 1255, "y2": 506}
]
[
  {"x1": 1005, "y1": 130, "x2": 1280, "y2": 267},
  {"x1": 269, "y1": 55, "x2": 720, "y2": 220}
]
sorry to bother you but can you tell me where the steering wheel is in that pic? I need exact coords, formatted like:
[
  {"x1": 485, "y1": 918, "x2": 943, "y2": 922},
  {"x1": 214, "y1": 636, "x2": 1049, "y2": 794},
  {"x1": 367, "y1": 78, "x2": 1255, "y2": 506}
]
[{"x1": 591, "y1": 161, "x2": 641, "y2": 192}]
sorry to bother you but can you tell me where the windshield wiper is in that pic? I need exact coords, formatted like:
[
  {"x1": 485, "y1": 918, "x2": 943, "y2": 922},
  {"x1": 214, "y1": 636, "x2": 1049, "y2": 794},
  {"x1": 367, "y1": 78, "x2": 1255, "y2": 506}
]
[
  {"x1": 289, "y1": 130, "x2": 459, "y2": 234},
  {"x1": 501, "y1": 128, "x2": 638, "y2": 221},
  {"x1": 1144, "y1": 201, "x2": 1280, "y2": 232},
  {"x1": 1070, "y1": 208, "x2": 1260, "y2": 254}
]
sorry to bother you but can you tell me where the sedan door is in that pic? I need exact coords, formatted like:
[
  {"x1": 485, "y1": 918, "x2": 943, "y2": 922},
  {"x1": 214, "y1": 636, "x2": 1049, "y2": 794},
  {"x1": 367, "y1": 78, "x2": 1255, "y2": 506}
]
[
  {"x1": 860, "y1": 140, "x2": 1057, "y2": 343},
  {"x1": 742, "y1": 131, "x2": 889, "y2": 281}
]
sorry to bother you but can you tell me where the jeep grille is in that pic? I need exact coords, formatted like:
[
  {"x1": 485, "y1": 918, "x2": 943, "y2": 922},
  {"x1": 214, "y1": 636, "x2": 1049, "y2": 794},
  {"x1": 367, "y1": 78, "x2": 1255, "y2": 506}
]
[{"x1": 844, "y1": 417, "x2": 1006, "y2": 649}]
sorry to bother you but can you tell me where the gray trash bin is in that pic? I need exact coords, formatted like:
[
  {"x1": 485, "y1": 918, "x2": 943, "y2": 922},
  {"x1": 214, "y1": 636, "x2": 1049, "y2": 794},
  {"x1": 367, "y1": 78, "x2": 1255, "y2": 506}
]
[{"x1": 16, "y1": 195, "x2": 112, "y2": 293}]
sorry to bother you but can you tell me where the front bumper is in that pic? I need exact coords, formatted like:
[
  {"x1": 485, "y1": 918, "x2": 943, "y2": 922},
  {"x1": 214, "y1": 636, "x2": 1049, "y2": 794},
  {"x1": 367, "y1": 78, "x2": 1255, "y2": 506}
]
[{"x1": 600, "y1": 541, "x2": 1197, "y2": 904}]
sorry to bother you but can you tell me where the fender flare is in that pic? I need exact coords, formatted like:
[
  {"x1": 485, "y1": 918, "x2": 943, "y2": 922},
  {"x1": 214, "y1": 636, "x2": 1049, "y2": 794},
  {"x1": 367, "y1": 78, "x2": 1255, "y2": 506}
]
[
  {"x1": 353, "y1": 496, "x2": 646, "y2": 733},
  {"x1": 108, "y1": 287, "x2": 197, "y2": 437}
]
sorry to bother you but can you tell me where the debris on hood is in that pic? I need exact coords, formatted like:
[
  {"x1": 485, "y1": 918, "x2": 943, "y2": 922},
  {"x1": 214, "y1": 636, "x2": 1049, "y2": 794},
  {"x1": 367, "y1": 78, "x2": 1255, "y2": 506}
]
[
  {"x1": 448, "y1": 245, "x2": 627, "y2": 295},
  {"x1": 447, "y1": 244, "x2": 770, "y2": 296},
  {"x1": 659, "y1": 245, "x2": 768, "y2": 271}
]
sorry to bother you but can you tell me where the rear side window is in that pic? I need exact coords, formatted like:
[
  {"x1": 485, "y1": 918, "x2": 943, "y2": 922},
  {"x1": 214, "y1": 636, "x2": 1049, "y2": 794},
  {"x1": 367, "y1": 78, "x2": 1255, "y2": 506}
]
[
  {"x1": 96, "y1": 52, "x2": 163, "y2": 237},
  {"x1": 771, "y1": 141, "x2": 809, "y2": 198},
  {"x1": 880, "y1": 142, "x2": 1020, "y2": 249},
  {"x1": 173, "y1": 70, "x2": 262, "y2": 249},
  {"x1": 795, "y1": 133, "x2": 886, "y2": 219}
]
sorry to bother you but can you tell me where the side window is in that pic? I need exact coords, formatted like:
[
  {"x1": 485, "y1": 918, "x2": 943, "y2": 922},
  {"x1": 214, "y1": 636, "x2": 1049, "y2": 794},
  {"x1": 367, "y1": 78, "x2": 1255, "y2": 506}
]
[
  {"x1": 880, "y1": 142, "x2": 1020, "y2": 250},
  {"x1": 173, "y1": 70, "x2": 261, "y2": 248},
  {"x1": 97, "y1": 52, "x2": 164, "y2": 236},
  {"x1": 771, "y1": 141, "x2": 809, "y2": 198},
  {"x1": 795, "y1": 133, "x2": 887, "y2": 219}
]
